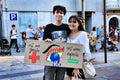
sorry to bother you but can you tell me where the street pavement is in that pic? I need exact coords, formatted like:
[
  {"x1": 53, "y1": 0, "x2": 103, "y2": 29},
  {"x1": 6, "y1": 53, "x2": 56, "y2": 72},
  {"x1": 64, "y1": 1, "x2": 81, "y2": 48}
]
[{"x1": 0, "y1": 42, "x2": 120, "y2": 80}]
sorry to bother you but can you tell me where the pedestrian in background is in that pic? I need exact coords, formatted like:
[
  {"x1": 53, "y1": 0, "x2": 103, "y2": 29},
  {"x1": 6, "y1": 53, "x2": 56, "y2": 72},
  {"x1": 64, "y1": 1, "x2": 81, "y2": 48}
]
[
  {"x1": 118, "y1": 28, "x2": 120, "y2": 41},
  {"x1": 114, "y1": 28, "x2": 118, "y2": 41},
  {"x1": 34, "y1": 26, "x2": 44, "y2": 40},
  {"x1": 96, "y1": 27, "x2": 100, "y2": 40},
  {"x1": 109, "y1": 27, "x2": 115, "y2": 39},
  {"x1": 34, "y1": 27, "x2": 41, "y2": 40},
  {"x1": 39, "y1": 26, "x2": 44, "y2": 40},
  {"x1": 99, "y1": 25, "x2": 104, "y2": 49},
  {"x1": 26, "y1": 25, "x2": 35, "y2": 39},
  {"x1": 90, "y1": 27, "x2": 97, "y2": 52},
  {"x1": 9, "y1": 24, "x2": 20, "y2": 53}
]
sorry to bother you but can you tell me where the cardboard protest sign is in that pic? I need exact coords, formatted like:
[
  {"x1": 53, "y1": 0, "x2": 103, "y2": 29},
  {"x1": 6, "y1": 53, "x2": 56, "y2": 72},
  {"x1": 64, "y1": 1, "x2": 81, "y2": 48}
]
[{"x1": 24, "y1": 40, "x2": 83, "y2": 68}]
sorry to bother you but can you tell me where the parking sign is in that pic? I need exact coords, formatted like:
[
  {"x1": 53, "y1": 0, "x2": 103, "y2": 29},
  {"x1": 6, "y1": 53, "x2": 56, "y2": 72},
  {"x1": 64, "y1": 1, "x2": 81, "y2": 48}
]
[{"x1": 10, "y1": 13, "x2": 17, "y2": 21}]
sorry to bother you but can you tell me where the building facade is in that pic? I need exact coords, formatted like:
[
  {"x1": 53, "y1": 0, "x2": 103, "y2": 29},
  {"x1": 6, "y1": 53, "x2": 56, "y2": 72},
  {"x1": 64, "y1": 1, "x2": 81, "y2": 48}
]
[
  {"x1": 106, "y1": 0, "x2": 120, "y2": 32},
  {"x1": 0, "y1": 0, "x2": 105, "y2": 46}
]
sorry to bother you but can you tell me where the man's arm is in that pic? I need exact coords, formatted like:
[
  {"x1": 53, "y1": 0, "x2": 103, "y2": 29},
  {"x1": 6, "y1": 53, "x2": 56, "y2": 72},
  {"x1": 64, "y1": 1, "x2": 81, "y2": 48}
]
[{"x1": 43, "y1": 24, "x2": 52, "y2": 40}]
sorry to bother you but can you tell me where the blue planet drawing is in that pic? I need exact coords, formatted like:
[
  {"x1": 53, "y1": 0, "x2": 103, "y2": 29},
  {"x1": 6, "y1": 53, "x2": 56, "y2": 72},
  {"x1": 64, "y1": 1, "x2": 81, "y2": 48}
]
[{"x1": 50, "y1": 52, "x2": 61, "y2": 66}]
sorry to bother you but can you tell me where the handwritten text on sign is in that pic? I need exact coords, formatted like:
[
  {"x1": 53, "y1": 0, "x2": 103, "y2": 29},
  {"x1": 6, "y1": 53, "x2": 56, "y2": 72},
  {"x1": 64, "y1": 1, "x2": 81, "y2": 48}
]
[{"x1": 24, "y1": 40, "x2": 83, "y2": 68}]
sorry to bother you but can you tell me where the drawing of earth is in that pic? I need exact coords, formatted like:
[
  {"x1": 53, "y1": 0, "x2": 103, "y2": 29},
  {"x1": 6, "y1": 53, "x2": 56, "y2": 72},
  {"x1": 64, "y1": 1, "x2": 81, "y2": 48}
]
[{"x1": 50, "y1": 52, "x2": 60, "y2": 61}]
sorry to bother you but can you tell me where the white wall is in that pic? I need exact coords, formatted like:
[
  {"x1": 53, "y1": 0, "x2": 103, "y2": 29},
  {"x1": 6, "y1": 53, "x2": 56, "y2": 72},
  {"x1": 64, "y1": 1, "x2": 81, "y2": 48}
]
[
  {"x1": 2, "y1": 0, "x2": 76, "y2": 11},
  {"x1": 76, "y1": 0, "x2": 96, "y2": 11},
  {"x1": 38, "y1": 12, "x2": 51, "y2": 26},
  {"x1": 91, "y1": 12, "x2": 103, "y2": 28},
  {"x1": 38, "y1": 11, "x2": 77, "y2": 26}
]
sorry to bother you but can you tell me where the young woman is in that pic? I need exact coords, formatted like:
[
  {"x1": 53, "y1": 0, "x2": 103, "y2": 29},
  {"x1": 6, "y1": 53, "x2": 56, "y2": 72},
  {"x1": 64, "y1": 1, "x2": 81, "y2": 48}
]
[{"x1": 66, "y1": 15, "x2": 92, "y2": 80}]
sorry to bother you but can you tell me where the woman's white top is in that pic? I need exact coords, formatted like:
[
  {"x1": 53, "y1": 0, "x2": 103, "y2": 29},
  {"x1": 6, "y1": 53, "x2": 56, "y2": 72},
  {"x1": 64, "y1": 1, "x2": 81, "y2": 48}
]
[
  {"x1": 114, "y1": 29, "x2": 118, "y2": 36},
  {"x1": 91, "y1": 31, "x2": 97, "y2": 38},
  {"x1": 67, "y1": 31, "x2": 92, "y2": 61}
]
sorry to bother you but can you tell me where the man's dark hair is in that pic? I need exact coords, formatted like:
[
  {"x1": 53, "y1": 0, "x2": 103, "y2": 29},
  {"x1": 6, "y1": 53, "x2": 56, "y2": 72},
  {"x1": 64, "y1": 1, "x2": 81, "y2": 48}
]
[
  {"x1": 28, "y1": 25, "x2": 32, "y2": 28},
  {"x1": 12, "y1": 24, "x2": 15, "y2": 28},
  {"x1": 53, "y1": 5, "x2": 66, "y2": 15}
]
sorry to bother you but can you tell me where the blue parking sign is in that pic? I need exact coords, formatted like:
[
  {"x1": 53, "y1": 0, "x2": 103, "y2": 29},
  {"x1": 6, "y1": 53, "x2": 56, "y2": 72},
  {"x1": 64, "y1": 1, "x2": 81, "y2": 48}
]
[{"x1": 10, "y1": 13, "x2": 17, "y2": 21}]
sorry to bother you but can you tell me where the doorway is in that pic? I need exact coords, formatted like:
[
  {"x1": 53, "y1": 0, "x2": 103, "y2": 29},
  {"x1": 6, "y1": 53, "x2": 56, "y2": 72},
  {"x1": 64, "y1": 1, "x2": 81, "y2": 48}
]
[{"x1": 109, "y1": 17, "x2": 119, "y2": 30}]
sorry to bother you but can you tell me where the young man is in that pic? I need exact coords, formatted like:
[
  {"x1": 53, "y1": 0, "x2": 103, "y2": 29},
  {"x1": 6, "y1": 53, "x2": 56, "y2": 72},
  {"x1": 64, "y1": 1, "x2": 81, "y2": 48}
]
[
  {"x1": 9, "y1": 24, "x2": 20, "y2": 53},
  {"x1": 43, "y1": 5, "x2": 70, "y2": 80}
]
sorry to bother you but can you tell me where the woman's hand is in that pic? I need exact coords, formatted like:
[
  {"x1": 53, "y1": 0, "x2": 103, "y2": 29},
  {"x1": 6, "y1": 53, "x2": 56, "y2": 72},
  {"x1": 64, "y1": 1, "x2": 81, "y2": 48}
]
[
  {"x1": 88, "y1": 57, "x2": 95, "y2": 62},
  {"x1": 44, "y1": 39, "x2": 52, "y2": 43},
  {"x1": 72, "y1": 68, "x2": 82, "y2": 79}
]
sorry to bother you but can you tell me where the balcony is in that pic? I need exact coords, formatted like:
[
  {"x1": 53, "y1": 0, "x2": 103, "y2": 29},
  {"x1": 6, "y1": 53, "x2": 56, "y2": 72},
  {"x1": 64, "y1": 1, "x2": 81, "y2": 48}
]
[{"x1": 106, "y1": 0, "x2": 120, "y2": 10}]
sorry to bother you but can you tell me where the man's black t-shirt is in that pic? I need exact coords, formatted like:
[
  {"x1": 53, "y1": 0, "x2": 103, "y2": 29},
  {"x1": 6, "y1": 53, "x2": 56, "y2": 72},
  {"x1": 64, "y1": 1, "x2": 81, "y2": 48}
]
[{"x1": 43, "y1": 23, "x2": 70, "y2": 42}]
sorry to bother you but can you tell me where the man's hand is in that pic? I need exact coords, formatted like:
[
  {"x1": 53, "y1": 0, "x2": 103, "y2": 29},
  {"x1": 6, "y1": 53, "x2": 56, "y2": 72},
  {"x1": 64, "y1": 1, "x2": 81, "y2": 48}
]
[{"x1": 44, "y1": 39, "x2": 52, "y2": 43}]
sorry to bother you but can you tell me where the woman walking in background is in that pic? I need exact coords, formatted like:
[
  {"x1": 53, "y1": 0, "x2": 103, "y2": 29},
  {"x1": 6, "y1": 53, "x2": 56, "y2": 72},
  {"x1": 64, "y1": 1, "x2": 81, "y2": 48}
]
[{"x1": 90, "y1": 27, "x2": 97, "y2": 52}]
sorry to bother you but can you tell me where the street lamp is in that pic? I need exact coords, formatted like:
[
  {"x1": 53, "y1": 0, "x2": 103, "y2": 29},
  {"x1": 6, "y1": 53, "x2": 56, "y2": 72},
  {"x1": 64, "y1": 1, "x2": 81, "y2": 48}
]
[
  {"x1": 81, "y1": 0, "x2": 85, "y2": 30},
  {"x1": 103, "y1": 0, "x2": 107, "y2": 63},
  {"x1": 81, "y1": 0, "x2": 107, "y2": 63}
]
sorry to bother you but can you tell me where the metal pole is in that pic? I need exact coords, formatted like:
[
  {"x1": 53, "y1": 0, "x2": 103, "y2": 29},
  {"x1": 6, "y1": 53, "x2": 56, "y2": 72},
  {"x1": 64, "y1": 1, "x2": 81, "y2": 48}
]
[
  {"x1": 103, "y1": 0, "x2": 107, "y2": 63},
  {"x1": 82, "y1": 0, "x2": 85, "y2": 30}
]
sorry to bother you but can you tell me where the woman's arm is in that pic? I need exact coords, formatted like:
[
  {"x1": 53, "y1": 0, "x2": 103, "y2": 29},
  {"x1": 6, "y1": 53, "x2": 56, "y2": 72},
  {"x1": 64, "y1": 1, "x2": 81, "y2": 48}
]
[{"x1": 81, "y1": 32, "x2": 92, "y2": 61}]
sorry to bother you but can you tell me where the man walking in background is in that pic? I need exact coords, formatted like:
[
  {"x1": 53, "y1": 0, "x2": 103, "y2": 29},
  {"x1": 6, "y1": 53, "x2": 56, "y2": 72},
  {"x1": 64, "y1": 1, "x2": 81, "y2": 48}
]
[
  {"x1": 9, "y1": 24, "x2": 20, "y2": 53},
  {"x1": 26, "y1": 25, "x2": 35, "y2": 39}
]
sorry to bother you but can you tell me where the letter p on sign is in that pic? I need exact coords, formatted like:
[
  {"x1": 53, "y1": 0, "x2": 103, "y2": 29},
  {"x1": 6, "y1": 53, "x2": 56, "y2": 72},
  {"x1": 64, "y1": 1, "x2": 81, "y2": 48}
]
[{"x1": 10, "y1": 13, "x2": 17, "y2": 21}]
